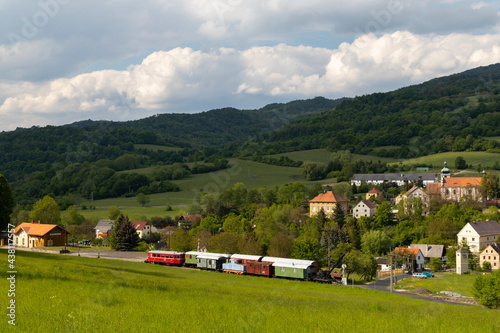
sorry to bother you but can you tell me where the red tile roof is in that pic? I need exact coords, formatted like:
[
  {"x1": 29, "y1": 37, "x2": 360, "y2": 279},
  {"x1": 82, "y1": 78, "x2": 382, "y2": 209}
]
[
  {"x1": 131, "y1": 221, "x2": 149, "y2": 230},
  {"x1": 310, "y1": 191, "x2": 347, "y2": 203},
  {"x1": 394, "y1": 247, "x2": 422, "y2": 257},
  {"x1": 442, "y1": 177, "x2": 481, "y2": 188},
  {"x1": 367, "y1": 188, "x2": 382, "y2": 194},
  {"x1": 13, "y1": 222, "x2": 67, "y2": 236}
]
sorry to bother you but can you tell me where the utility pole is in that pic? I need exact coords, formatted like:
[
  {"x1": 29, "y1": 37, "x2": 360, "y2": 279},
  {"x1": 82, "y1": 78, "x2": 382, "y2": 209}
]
[{"x1": 389, "y1": 254, "x2": 393, "y2": 293}]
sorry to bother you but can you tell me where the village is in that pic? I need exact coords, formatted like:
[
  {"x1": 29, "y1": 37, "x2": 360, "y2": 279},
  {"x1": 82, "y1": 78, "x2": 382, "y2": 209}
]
[{"x1": 6, "y1": 161, "x2": 500, "y2": 285}]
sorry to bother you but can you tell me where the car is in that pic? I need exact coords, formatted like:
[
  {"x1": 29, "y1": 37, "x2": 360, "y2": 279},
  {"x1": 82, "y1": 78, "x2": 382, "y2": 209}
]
[
  {"x1": 412, "y1": 273, "x2": 427, "y2": 279},
  {"x1": 422, "y1": 272, "x2": 434, "y2": 278}
]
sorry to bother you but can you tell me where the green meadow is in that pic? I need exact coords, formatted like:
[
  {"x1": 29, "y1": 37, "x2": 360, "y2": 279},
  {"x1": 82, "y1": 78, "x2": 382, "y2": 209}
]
[
  {"x1": 79, "y1": 158, "x2": 303, "y2": 219},
  {"x1": 398, "y1": 151, "x2": 500, "y2": 168},
  {"x1": 267, "y1": 149, "x2": 401, "y2": 164},
  {"x1": 395, "y1": 273, "x2": 478, "y2": 297},
  {"x1": 1, "y1": 251, "x2": 499, "y2": 332}
]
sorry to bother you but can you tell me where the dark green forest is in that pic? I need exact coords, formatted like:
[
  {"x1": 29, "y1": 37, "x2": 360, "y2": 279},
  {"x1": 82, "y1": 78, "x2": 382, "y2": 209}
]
[{"x1": 257, "y1": 63, "x2": 500, "y2": 157}]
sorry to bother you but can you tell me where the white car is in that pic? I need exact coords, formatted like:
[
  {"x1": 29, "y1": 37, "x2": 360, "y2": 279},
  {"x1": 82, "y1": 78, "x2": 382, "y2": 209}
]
[{"x1": 413, "y1": 273, "x2": 427, "y2": 279}]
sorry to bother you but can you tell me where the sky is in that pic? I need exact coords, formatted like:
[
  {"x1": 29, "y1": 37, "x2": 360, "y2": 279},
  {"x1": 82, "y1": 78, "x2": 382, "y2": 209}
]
[{"x1": 0, "y1": 0, "x2": 499, "y2": 131}]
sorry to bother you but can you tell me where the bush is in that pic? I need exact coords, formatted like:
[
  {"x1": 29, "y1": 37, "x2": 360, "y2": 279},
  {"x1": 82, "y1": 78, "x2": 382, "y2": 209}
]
[
  {"x1": 482, "y1": 261, "x2": 492, "y2": 271},
  {"x1": 472, "y1": 269, "x2": 500, "y2": 308},
  {"x1": 137, "y1": 241, "x2": 149, "y2": 252}
]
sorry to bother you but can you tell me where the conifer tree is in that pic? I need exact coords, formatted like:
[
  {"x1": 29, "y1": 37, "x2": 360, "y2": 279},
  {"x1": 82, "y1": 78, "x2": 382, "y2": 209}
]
[
  {"x1": 115, "y1": 216, "x2": 140, "y2": 251},
  {"x1": 109, "y1": 214, "x2": 125, "y2": 250}
]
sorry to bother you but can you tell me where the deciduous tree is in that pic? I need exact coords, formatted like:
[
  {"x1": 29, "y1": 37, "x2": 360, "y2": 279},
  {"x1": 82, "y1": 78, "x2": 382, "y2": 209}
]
[{"x1": 29, "y1": 195, "x2": 61, "y2": 225}]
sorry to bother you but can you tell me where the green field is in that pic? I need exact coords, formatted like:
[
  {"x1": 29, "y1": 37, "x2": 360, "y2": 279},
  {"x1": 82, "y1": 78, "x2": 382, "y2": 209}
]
[
  {"x1": 82, "y1": 158, "x2": 304, "y2": 219},
  {"x1": 396, "y1": 152, "x2": 500, "y2": 168},
  {"x1": 1, "y1": 251, "x2": 499, "y2": 332},
  {"x1": 395, "y1": 272, "x2": 478, "y2": 297},
  {"x1": 267, "y1": 149, "x2": 401, "y2": 164}
]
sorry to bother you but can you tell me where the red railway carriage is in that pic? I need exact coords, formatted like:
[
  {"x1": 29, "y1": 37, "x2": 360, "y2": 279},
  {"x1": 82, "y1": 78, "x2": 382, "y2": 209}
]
[
  {"x1": 148, "y1": 250, "x2": 185, "y2": 266},
  {"x1": 246, "y1": 260, "x2": 274, "y2": 277}
]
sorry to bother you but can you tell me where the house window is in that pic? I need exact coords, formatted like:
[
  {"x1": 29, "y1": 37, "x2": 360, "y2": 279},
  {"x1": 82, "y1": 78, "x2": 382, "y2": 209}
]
[
  {"x1": 483, "y1": 256, "x2": 486, "y2": 259},
  {"x1": 489, "y1": 256, "x2": 491, "y2": 260},
  {"x1": 472, "y1": 238, "x2": 475, "y2": 241}
]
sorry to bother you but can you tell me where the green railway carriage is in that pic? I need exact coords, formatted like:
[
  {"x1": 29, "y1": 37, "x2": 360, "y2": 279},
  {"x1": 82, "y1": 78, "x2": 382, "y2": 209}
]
[
  {"x1": 262, "y1": 257, "x2": 319, "y2": 280},
  {"x1": 195, "y1": 253, "x2": 231, "y2": 271},
  {"x1": 185, "y1": 251, "x2": 206, "y2": 266},
  {"x1": 273, "y1": 262, "x2": 315, "y2": 279}
]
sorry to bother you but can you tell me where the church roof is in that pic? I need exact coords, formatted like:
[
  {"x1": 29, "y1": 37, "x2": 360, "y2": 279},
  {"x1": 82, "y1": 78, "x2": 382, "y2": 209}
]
[{"x1": 442, "y1": 177, "x2": 481, "y2": 188}]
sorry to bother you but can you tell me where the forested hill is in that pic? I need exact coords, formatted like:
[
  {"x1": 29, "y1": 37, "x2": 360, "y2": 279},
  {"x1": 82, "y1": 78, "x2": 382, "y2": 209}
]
[
  {"x1": 0, "y1": 96, "x2": 343, "y2": 202},
  {"x1": 258, "y1": 63, "x2": 500, "y2": 158}
]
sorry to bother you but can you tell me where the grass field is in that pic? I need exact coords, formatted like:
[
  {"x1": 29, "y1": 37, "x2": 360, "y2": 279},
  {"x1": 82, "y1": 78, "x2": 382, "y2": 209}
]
[
  {"x1": 267, "y1": 149, "x2": 401, "y2": 164},
  {"x1": 1, "y1": 251, "x2": 499, "y2": 332},
  {"x1": 397, "y1": 152, "x2": 500, "y2": 168},
  {"x1": 395, "y1": 272, "x2": 478, "y2": 297},
  {"x1": 80, "y1": 158, "x2": 304, "y2": 219}
]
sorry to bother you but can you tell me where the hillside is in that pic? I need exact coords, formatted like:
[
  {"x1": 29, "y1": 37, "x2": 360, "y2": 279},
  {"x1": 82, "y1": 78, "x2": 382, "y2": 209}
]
[
  {"x1": 2, "y1": 250, "x2": 497, "y2": 332},
  {"x1": 0, "y1": 97, "x2": 341, "y2": 204},
  {"x1": 259, "y1": 63, "x2": 500, "y2": 157}
]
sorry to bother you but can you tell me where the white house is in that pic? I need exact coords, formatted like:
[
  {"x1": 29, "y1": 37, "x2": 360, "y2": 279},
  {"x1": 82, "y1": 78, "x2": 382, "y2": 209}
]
[
  {"x1": 394, "y1": 247, "x2": 425, "y2": 271},
  {"x1": 351, "y1": 173, "x2": 436, "y2": 187},
  {"x1": 94, "y1": 219, "x2": 115, "y2": 239},
  {"x1": 131, "y1": 221, "x2": 156, "y2": 239},
  {"x1": 457, "y1": 220, "x2": 500, "y2": 253},
  {"x1": 353, "y1": 200, "x2": 377, "y2": 218}
]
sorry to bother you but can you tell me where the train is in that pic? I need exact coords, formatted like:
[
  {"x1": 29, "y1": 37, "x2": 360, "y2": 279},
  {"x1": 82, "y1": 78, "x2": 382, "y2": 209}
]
[{"x1": 146, "y1": 250, "x2": 335, "y2": 282}]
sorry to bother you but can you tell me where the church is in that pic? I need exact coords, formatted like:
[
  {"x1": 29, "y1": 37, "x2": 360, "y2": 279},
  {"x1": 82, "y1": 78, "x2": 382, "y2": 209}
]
[{"x1": 426, "y1": 162, "x2": 483, "y2": 202}]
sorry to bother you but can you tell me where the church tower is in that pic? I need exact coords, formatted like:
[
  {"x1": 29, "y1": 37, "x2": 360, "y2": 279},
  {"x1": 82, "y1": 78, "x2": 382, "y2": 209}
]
[{"x1": 440, "y1": 161, "x2": 451, "y2": 185}]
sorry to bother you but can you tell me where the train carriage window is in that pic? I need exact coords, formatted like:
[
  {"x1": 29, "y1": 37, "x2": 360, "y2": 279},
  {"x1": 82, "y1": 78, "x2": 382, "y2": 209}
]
[
  {"x1": 293, "y1": 268, "x2": 297, "y2": 273},
  {"x1": 281, "y1": 267, "x2": 285, "y2": 272}
]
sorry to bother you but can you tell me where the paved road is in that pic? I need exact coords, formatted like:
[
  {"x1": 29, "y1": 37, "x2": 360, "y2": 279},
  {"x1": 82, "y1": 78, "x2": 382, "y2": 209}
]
[
  {"x1": 66, "y1": 249, "x2": 148, "y2": 262},
  {"x1": 359, "y1": 274, "x2": 474, "y2": 306}
]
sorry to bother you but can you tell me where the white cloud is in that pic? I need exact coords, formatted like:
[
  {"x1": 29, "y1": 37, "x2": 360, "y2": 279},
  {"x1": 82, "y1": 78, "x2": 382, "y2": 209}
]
[{"x1": 1, "y1": 31, "x2": 499, "y2": 131}]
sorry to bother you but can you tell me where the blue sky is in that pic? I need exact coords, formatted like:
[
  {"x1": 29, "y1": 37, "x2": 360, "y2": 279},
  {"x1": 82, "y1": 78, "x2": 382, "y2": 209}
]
[{"x1": 0, "y1": 0, "x2": 499, "y2": 131}]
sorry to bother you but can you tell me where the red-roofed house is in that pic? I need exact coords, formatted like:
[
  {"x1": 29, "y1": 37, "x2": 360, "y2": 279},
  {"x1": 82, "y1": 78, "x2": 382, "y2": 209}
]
[
  {"x1": 366, "y1": 188, "x2": 383, "y2": 201},
  {"x1": 130, "y1": 221, "x2": 156, "y2": 239},
  {"x1": 394, "y1": 247, "x2": 425, "y2": 271},
  {"x1": 309, "y1": 191, "x2": 347, "y2": 217},
  {"x1": 12, "y1": 222, "x2": 69, "y2": 248}
]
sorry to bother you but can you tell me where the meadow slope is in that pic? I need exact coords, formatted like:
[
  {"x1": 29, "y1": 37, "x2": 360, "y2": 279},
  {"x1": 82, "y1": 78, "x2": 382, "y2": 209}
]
[{"x1": 1, "y1": 251, "x2": 499, "y2": 332}]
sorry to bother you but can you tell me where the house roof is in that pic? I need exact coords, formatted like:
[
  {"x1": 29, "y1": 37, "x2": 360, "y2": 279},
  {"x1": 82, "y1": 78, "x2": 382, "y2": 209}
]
[
  {"x1": 131, "y1": 221, "x2": 149, "y2": 231},
  {"x1": 357, "y1": 200, "x2": 377, "y2": 209},
  {"x1": 176, "y1": 214, "x2": 202, "y2": 222},
  {"x1": 442, "y1": 177, "x2": 481, "y2": 188},
  {"x1": 367, "y1": 188, "x2": 382, "y2": 194},
  {"x1": 352, "y1": 173, "x2": 436, "y2": 182},
  {"x1": 457, "y1": 247, "x2": 468, "y2": 254},
  {"x1": 486, "y1": 243, "x2": 500, "y2": 254},
  {"x1": 467, "y1": 220, "x2": 500, "y2": 236},
  {"x1": 409, "y1": 244, "x2": 445, "y2": 258},
  {"x1": 309, "y1": 191, "x2": 347, "y2": 203},
  {"x1": 404, "y1": 185, "x2": 424, "y2": 196},
  {"x1": 394, "y1": 247, "x2": 422, "y2": 257},
  {"x1": 94, "y1": 219, "x2": 114, "y2": 230},
  {"x1": 13, "y1": 222, "x2": 67, "y2": 236},
  {"x1": 426, "y1": 182, "x2": 441, "y2": 194}
]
